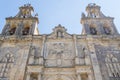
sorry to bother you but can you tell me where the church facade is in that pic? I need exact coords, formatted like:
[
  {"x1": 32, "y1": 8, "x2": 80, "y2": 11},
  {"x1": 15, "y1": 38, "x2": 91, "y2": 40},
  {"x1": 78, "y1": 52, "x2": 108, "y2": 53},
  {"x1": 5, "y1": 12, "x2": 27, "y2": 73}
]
[{"x1": 0, "y1": 3, "x2": 120, "y2": 80}]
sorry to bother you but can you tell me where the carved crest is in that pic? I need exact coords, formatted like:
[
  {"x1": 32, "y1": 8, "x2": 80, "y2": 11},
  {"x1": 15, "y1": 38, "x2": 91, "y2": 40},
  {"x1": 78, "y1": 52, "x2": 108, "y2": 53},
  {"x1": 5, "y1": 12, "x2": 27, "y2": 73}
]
[{"x1": 47, "y1": 24, "x2": 72, "y2": 39}]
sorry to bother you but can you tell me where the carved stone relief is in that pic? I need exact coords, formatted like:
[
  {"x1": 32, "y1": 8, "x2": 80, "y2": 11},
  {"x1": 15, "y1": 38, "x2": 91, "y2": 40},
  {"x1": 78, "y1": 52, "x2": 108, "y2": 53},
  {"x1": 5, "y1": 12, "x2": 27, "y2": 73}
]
[
  {"x1": 47, "y1": 25, "x2": 72, "y2": 39},
  {"x1": 105, "y1": 53, "x2": 120, "y2": 77},
  {"x1": 44, "y1": 42, "x2": 75, "y2": 67},
  {"x1": 0, "y1": 53, "x2": 14, "y2": 79},
  {"x1": 43, "y1": 75, "x2": 74, "y2": 80},
  {"x1": 0, "y1": 45, "x2": 30, "y2": 80},
  {"x1": 95, "y1": 45, "x2": 120, "y2": 80},
  {"x1": 28, "y1": 46, "x2": 42, "y2": 65}
]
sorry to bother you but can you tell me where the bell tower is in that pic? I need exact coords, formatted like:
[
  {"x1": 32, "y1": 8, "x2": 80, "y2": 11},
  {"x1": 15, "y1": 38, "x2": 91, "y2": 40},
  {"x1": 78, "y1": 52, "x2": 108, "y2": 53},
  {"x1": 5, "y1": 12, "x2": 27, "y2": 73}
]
[
  {"x1": 81, "y1": 3, "x2": 118, "y2": 35},
  {"x1": 1, "y1": 4, "x2": 39, "y2": 36}
]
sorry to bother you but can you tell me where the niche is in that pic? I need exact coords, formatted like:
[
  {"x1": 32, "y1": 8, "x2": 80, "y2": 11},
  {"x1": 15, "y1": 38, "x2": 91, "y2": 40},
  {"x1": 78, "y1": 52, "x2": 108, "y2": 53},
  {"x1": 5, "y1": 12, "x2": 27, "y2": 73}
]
[
  {"x1": 57, "y1": 30, "x2": 63, "y2": 38},
  {"x1": 30, "y1": 73, "x2": 38, "y2": 80},
  {"x1": 80, "y1": 73, "x2": 88, "y2": 80}
]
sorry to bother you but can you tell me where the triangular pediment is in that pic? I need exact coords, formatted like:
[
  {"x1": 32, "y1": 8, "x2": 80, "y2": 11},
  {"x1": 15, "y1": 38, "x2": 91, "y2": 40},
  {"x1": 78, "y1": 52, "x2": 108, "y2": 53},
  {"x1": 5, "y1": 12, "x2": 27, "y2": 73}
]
[{"x1": 47, "y1": 24, "x2": 72, "y2": 39}]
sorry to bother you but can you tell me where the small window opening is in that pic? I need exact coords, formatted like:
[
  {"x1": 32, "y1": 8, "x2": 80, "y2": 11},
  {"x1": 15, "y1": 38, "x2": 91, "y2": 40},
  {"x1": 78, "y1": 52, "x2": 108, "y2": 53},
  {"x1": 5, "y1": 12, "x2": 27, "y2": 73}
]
[
  {"x1": 9, "y1": 27, "x2": 16, "y2": 35},
  {"x1": 57, "y1": 31, "x2": 63, "y2": 38},
  {"x1": 104, "y1": 27, "x2": 111, "y2": 35},
  {"x1": 90, "y1": 27, "x2": 97, "y2": 35},
  {"x1": 22, "y1": 27, "x2": 30, "y2": 35}
]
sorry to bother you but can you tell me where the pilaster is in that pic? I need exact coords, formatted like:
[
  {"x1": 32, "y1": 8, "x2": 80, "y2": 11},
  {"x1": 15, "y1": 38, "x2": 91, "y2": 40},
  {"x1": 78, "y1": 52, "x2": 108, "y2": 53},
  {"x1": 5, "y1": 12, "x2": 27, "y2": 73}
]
[
  {"x1": 88, "y1": 73, "x2": 93, "y2": 80},
  {"x1": 87, "y1": 38, "x2": 103, "y2": 80},
  {"x1": 38, "y1": 73, "x2": 42, "y2": 80},
  {"x1": 77, "y1": 73, "x2": 82, "y2": 80},
  {"x1": 15, "y1": 22, "x2": 24, "y2": 35},
  {"x1": 26, "y1": 72, "x2": 31, "y2": 80}
]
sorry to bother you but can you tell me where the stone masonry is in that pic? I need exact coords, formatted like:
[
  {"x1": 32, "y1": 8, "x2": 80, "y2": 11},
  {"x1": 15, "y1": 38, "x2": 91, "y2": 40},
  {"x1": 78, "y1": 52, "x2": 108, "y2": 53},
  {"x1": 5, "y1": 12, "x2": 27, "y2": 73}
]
[{"x1": 0, "y1": 3, "x2": 120, "y2": 80}]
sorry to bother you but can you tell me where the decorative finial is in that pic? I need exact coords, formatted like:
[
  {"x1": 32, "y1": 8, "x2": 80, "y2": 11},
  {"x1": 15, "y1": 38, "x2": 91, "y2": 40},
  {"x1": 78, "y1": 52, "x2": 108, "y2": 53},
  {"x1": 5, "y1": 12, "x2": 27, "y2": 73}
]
[
  {"x1": 35, "y1": 13, "x2": 38, "y2": 17},
  {"x1": 81, "y1": 13, "x2": 86, "y2": 18}
]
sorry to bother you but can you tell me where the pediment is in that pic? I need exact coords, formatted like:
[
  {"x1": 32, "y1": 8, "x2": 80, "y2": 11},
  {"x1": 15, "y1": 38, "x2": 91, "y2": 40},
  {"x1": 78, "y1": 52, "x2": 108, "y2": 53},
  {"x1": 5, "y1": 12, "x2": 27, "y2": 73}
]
[{"x1": 47, "y1": 24, "x2": 72, "y2": 39}]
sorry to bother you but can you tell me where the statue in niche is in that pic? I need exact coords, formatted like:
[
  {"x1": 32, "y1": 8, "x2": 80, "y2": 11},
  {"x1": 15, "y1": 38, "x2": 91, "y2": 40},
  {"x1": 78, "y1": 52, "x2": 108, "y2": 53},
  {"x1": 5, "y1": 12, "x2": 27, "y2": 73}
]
[
  {"x1": 105, "y1": 54, "x2": 120, "y2": 77},
  {"x1": 76, "y1": 46, "x2": 86, "y2": 65},
  {"x1": 0, "y1": 53, "x2": 14, "y2": 78},
  {"x1": 30, "y1": 46, "x2": 40, "y2": 65},
  {"x1": 77, "y1": 46, "x2": 86, "y2": 58}
]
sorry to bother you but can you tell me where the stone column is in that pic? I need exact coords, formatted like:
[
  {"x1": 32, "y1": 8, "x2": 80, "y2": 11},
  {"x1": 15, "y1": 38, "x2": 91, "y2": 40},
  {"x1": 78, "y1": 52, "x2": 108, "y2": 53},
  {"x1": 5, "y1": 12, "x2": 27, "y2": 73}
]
[
  {"x1": 41, "y1": 35, "x2": 46, "y2": 57},
  {"x1": 1, "y1": 24, "x2": 10, "y2": 35},
  {"x1": 15, "y1": 21, "x2": 24, "y2": 35},
  {"x1": 83, "y1": 24, "x2": 90, "y2": 34},
  {"x1": 29, "y1": 22, "x2": 35, "y2": 35},
  {"x1": 87, "y1": 39, "x2": 103, "y2": 80},
  {"x1": 77, "y1": 73, "x2": 81, "y2": 80},
  {"x1": 28, "y1": 56, "x2": 34, "y2": 64},
  {"x1": 73, "y1": 34, "x2": 78, "y2": 57},
  {"x1": 38, "y1": 73, "x2": 41, "y2": 80},
  {"x1": 26, "y1": 72, "x2": 31, "y2": 80},
  {"x1": 73, "y1": 35, "x2": 80, "y2": 65}
]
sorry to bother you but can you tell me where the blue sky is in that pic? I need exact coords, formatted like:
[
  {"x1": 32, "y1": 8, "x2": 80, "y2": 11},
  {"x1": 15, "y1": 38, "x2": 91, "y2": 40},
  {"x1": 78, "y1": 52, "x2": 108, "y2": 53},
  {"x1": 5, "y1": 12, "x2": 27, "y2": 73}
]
[{"x1": 0, "y1": 0, "x2": 120, "y2": 34}]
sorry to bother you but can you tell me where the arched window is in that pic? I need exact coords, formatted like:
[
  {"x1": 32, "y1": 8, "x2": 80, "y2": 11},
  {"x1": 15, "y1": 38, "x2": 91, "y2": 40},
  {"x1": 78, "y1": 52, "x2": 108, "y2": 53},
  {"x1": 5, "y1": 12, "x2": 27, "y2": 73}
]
[
  {"x1": 9, "y1": 27, "x2": 16, "y2": 35},
  {"x1": 22, "y1": 27, "x2": 30, "y2": 35},
  {"x1": 57, "y1": 31, "x2": 63, "y2": 38},
  {"x1": 0, "y1": 53, "x2": 14, "y2": 78},
  {"x1": 105, "y1": 54, "x2": 120, "y2": 78},
  {"x1": 90, "y1": 27, "x2": 97, "y2": 35},
  {"x1": 103, "y1": 27, "x2": 111, "y2": 35}
]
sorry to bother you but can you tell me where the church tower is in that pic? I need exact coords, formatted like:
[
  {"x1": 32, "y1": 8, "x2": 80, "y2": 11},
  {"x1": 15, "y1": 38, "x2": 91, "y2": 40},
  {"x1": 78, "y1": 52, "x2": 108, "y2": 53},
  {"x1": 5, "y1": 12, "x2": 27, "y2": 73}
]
[
  {"x1": 1, "y1": 4, "x2": 39, "y2": 36},
  {"x1": 81, "y1": 3, "x2": 118, "y2": 35},
  {"x1": 0, "y1": 3, "x2": 120, "y2": 80}
]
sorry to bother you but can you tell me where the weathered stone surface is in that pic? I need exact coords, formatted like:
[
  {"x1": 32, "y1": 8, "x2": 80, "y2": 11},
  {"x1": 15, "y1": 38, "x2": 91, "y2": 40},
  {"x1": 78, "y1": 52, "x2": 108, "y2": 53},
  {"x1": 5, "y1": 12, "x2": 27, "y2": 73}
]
[{"x1": 0, "y1": 3, "x2": 120, "y2": 80}]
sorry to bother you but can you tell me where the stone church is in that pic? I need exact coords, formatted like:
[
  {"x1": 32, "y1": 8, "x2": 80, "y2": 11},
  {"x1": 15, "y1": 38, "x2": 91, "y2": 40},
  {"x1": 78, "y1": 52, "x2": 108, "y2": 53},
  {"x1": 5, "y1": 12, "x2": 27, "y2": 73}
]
[{"x1": 0, "y1": 3, "x2": 119, "y2": 80}]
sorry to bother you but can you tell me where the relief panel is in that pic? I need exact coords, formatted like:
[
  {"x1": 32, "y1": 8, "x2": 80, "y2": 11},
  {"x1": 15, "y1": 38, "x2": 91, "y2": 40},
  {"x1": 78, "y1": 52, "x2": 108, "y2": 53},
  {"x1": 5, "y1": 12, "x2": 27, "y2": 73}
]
[
  {"x1": 44, "y1": 42, "x2": 75, "y2": 67},
  {"x1": 95, "y1": 45, "x2": 120, "y2": 80}
]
